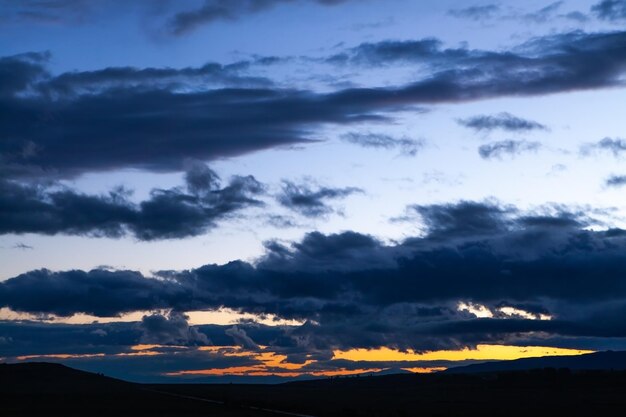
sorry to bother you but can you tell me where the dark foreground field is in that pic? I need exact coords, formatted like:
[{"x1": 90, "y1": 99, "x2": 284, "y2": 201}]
[{"x1": 4, "y1": 359, "x2": 626, "y2": 416}]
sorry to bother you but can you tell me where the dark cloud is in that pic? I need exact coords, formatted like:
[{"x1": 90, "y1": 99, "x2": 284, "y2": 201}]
[
  {"x1": 523, "y1": 1, "x2": 564, "y2": 23},
  {"x1": 40, "y1": 61, "x2": 274, "y2": 95},
  {"x1": 225, "y1": 325, "x2": 260, "y2": 350},
  {"x1": 592, "y1": 0, "x2": 626, "y2": 21},
  {"x1": 581, "y1": 137, "x2": 626, "y2": 157},
  {"x1": 447, "y1": 2, "x2": 582, "y2": 24},
  {"x1": 0, "y1": 0, "x2": 97, "y2": 25},
  {"x1": 140, "y1": 311, "x2": 210, "y2": 346},
  {"x1": 0, "y1": 164, "x2": 264, "y2": 240},
  {"x1": 4, "y1": 201, "x2": 626, "y2": 354},
  {"x1": 563, "y1": 11, "x2": 590, "y2": 22},
  {"x1": 457, "y1": 113, "x2": 547, "y2": 133},
  {"x1": 277, "y1": 181, "x2": 363, "y2": 218},
  {"x1": 447, "y1": 4, "x2": 500, "y2": 21},
  {"x1": 0, "y1": 52, "x2": 50, "y2": 97},
  {"x1": 407, "y1": 201, "x2": 512, "y2": 239},
  {"x1": 169, "y1": 0, "x2": 359, "y2": 35},
  {"x1": 12, "y1": 243, "x2": 33, "y2": 250},
  {"x1": 605, "y1": 175, "x2": 626, "y2": 187},
  {"x1": 3, "y1": 30, "x2": 626, "y2": 180},
  {"x1": 0, "y1": 53, "x2": 393, "y2": 180},
  {"x1": 341, "y1": 132, "x2": 425, "y2": 156},
  {"x1": 478, "y1": 140, "x2": 541, "y2": 159}
]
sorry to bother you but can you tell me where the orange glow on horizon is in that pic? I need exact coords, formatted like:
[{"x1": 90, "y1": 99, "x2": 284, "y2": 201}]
[
  {"x1": 402, "y1": 367, "x2": 448, "y2": 373},
  {"x1": 333, "y1": 344, "x2": 594, "y2": 362},
  {"x1": 16, "y1": 353, "x2": 106, "y2": 360},
  {"x1": 15, "y1": 343, "x2": 594, "y2": 379},
  {"x1": 166, "y1": 366, "x2": 384, "y2": 377}
]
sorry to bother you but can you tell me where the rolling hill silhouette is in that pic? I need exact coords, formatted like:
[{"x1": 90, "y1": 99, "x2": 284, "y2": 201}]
[
  {"x1": 5, "y1": 354, "x2": 626, "y2": 417},
  {"x1": 0, "y1": 362, "x2": 273, "y2": 416}
]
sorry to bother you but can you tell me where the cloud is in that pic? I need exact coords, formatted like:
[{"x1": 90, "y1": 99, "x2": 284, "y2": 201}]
[
  {"x1": 225, "y1": 325, "x2": 260, "y2": 350},
  {"x1": 3, "y1": 30, "x2": 626, "y2": 180},
  {"x1": 592, "y1": 0, "x2": 626, "y2": 21},
  {"x1": 277, "y1": 181, "x2": 363, "y2": 218},
  {"x1": 140, "y1": 311, "x2": 210, "y2": 346},
  {"x1": 581, "y1": 137, "x2": 626, "y2": 157},
  {"x1": 340, "y1": 132, "x2": 425, "y2": 156},
  {"x1": 0, "y1": 52, "x2": 50, "y2": 97},
  {"x1": 168, "y1": 0, "x2": 359, "y2": 35},
  {"x1": 448, "y1": 2, "x2": 584, "y2": 24},
  {"x1": 457, "y1": 113, "x2": 547, "y2": 133},
  {"x1": 605, "y1": 175, "x2": 626, "y2": 187},
  {"x1": 40, "y1": 61, "x2": 274, "y2": 95},
  {"x1": 523, "y1": 1, "x2": 564, "y2": 23},
  {"x1": 447, "y1": 4, "x2": 500, "y2": 21},
  {"x1": 478, "y1": 140, "x2": 541, "y2": 159},
  {"x1": 3, "y1": 201, "x2": 626, "y2": 354},
  {"x1": 406, "y1": 201, "x2": 512, "y2": 239},
  {"x1": 12, "y1": 243, "x2": 33, "y2": 250},
  {"x1": 0, "y1": 163, "x2": 265, "y2": 240}
]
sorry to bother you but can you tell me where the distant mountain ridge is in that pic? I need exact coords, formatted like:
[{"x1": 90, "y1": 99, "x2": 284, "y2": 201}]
[{"x1": 445, "y1": 350, "x2": 626, "y2": 374}]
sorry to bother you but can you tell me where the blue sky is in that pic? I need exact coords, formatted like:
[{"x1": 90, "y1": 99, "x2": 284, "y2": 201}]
[{"x1": 2, "y1": 0, "x2": 626, "y2": 381}]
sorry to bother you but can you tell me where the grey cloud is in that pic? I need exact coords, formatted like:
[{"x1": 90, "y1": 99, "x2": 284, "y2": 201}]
[
  {"x1": 12, "y1": 243, "x2": 33, "y2": 250},
  {"x1": 277, "y1": 181, "x2": 363, "y2": 218},
  {"x1": 225, "y1": 325, "x2": 260, "y2": 350},
  {"x1": 4, "y1": 202, "x2": 626, "y2": 352},
  {"x1": 341, "y1": 132, "x2": 425, "y2": 156},
  {"x1": 169, "y1": 0, "x2": 359, "y2": 36},
  {"x1": 457, "y1": 113, "x2": 547, "y2": 133},
  {"x1": 523, "y1": 1, "x2": 564, "y2": 23},
  {"x1": 0, "y1": 164, "x2": 265, "y2": 240},
  {"x1": 592, "y1": 0, "x2": 626, "y2": 21},
  {"x1": 41, "y1": 62, "x2": 274, "y2": 96},
  {"x1": 3, "y1": 30, "x2": 626, "y2": 180},
  {"x1": 605, "y1": 175, "x2": 626, "y2": 187},
  {"x1": 447, "y1": 4, "x2": 500, "y2": 21},
  {"x1": 140, "y1": 311, "x2": 210, "y2": 346},
  {"x1": 581, "y1": 137, "x2": 626, "y2": 157},
  {"x1": 478, "y1": 140, "x2": 541, "y2": 159},
  {"x1": 407, "y1": 201, "x2": 512, "y2": 239},
  {"x1": 448, "y1": 2, "x2": 581, "y2": 24}
]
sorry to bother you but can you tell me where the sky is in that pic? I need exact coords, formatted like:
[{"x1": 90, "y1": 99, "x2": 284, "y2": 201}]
[{"x1": 1, "y1": 0, "x2": 626, "y2": 382}]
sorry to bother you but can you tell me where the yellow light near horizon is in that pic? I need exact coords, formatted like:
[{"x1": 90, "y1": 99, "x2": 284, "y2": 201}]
[
  {"x1": 333, "y1": 344, "x2": 594, "y2": 362},
  {"x1": 402, "y1": 367, "x2": 448, "y2": 374}
]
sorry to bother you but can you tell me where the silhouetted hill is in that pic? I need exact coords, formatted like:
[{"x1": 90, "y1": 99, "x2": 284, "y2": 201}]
[
  {"x1": 0, "y1": 362, "x2": 273, "y2": 417},
  {"x1": 7, "y1": 359, "x2": 626, "y2": 416},
  {"x1": 445, "y1": 350, "x2": 626, "y2": 374},
  {"x1": 1, "y1": 362, "x2": 130, "y2": 393},
  {"x1": 153, "y1": 367, "x2": 626, "y2": 417}
]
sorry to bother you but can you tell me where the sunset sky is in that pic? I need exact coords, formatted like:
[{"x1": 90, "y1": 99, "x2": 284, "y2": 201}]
[{"x1": 2, "y1": 0, "x2": 626, "y2": 382}]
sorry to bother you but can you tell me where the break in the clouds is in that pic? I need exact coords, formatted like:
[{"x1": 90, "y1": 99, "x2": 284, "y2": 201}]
[
  {"x1": 277, "y1": 181, "x2": 363, "y2": 218},
  {"x1": 341, "y1": 132, "x2": 425, "y2": 156},
  {"x1": 457, "y1": 113, "x2": 547, "y2": 133},
  {"x1": 0, "y1": 164, "x2": 265, "y2": 240},
  {"x1": 478, "y1": 140, "x2": 541, "y2": 159}
]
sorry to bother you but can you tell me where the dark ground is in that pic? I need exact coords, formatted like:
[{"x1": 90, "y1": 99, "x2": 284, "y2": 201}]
[{"x1": 4, "y1": 362, "x2": 626, "y2": 416}]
